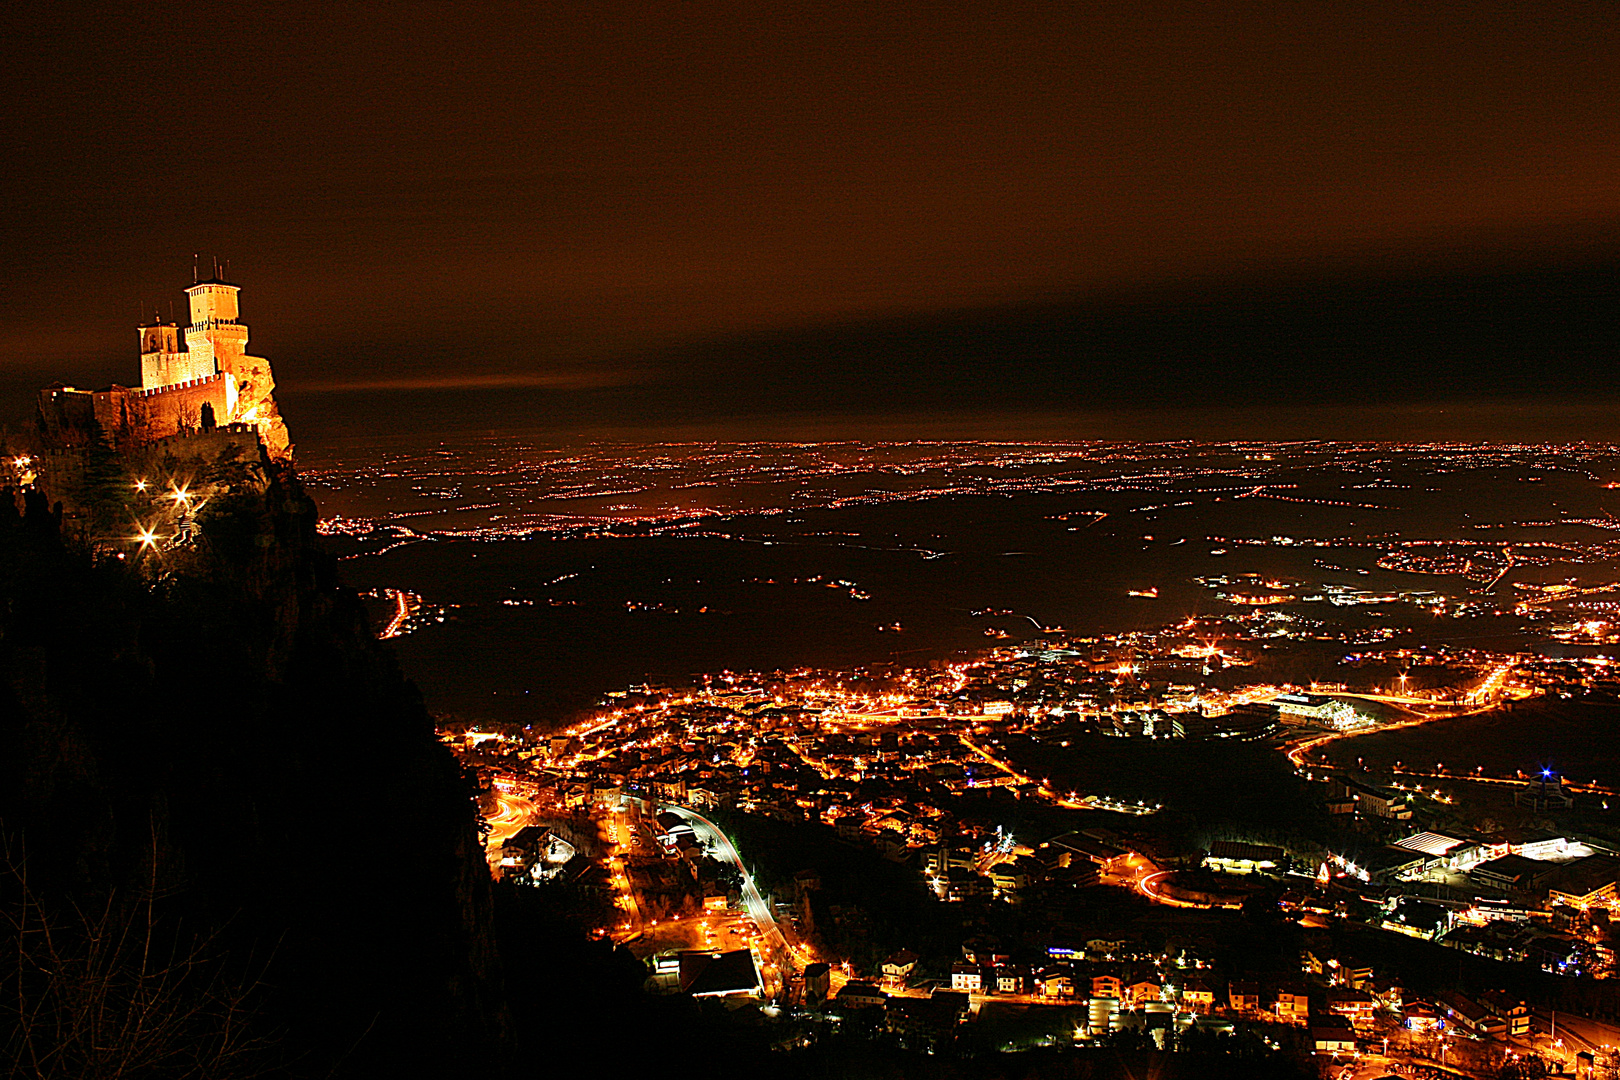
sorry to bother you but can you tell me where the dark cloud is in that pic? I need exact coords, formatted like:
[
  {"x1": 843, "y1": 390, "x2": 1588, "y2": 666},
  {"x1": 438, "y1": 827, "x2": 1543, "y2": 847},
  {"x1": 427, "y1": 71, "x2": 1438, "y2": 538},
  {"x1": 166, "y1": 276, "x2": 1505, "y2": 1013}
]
[{"x1": 270, "y1": 254, "x2": 1620, "y2": 444}]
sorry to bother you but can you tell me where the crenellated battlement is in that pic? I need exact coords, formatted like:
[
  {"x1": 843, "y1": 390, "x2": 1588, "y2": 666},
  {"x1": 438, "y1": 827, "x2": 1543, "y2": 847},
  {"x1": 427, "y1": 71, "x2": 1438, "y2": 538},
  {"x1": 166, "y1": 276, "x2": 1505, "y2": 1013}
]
[{"x1": 131, "y1": 372, "x2": 225, "y2": 398}]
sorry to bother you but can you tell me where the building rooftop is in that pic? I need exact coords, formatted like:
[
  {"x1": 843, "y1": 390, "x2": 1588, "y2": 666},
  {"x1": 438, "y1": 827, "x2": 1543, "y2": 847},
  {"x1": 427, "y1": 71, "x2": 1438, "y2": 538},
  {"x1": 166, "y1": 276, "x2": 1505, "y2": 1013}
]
[
  {"x1": 1394, "y1": 832, "x2": 1469, "y2": 857},
  {"x1": 1471, "y1": 854, "x2": 1550, "y2": 886},
  {"x1": 1207, "y1": 840, "x2": 1284, "y2": 864},
  {"x1": 678, "y1": 949, "x2": 761, "y2": 997},
  {"x1": 1544, "y1": 854, "x2": 1620, "y2": 900}
]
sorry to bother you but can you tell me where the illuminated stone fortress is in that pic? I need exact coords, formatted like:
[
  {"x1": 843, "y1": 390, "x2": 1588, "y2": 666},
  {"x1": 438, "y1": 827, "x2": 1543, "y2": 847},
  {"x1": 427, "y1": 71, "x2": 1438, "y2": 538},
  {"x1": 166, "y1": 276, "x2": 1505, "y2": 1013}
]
[{"x1": 40, "y1": 277, "x2": 291, "y2": 461}]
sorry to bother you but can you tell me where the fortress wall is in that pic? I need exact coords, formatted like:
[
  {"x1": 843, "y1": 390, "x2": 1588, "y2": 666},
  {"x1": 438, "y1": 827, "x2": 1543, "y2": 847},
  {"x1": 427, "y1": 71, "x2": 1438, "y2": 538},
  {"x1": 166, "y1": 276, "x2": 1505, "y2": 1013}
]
[
  {"x1": 92, "y1": 388, "x2": 137, "y2": 437},
  {"x1": 126, "y1": 424, "x2": 263, "y2": 475},
  {"x1": 134, "y1": 376, "x2": 233, "y2": 441},
  {"x1": 32, "y1": 425, "x2": 263, "y2": 538},
  {"x1": 36, "y1": 387, "x2": 97, "y2": 448},
  {"x1": 36, "y1": 447, "x2": 89, "y2": 499}
]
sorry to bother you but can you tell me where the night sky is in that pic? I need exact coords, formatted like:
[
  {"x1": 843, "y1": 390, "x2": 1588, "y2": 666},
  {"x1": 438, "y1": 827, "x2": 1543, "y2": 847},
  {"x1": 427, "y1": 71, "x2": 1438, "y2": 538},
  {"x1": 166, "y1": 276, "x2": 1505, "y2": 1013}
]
[{"x1": 2, "y1": 2, "x2": 1617, "y2": 441}]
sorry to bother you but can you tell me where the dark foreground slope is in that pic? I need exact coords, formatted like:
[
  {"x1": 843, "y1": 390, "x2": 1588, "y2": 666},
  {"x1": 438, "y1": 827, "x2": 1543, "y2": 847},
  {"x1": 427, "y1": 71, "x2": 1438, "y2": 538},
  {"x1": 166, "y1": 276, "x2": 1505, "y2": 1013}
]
[{"x1": 0, "y1": 466, "x2": 507, "y2": 1077}]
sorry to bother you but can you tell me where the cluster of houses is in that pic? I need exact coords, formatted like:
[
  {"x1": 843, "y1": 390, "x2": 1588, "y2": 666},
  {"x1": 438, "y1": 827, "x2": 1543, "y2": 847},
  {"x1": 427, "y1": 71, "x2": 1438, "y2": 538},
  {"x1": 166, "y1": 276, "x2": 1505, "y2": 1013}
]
[
  {"x1": 1427, "y1": 990, "x2": 1531, "y2": 1039},
  {"x1": 807, "y1": 941, "x2": 1534, "y2": 1058}
]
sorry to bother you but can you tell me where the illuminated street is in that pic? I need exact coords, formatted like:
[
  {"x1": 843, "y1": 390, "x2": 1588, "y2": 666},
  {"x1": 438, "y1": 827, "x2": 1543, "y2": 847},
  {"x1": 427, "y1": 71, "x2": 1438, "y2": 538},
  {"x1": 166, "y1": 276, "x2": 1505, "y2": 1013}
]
[
  {"x1": 661, "y1": 805, "x2": 796, "y2": 999},
  {"x1": 484, "y1": 788, "x2": 536, "y2": 865}
]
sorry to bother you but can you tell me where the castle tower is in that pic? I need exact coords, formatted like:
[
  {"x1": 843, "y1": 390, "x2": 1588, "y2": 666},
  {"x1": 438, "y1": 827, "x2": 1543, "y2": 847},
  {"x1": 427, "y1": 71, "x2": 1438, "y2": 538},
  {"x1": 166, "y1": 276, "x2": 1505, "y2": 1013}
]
[
  {"x1": 188, "y1": 278, "x2": 291, "y2": 459},
  {"x1": 138, "y1": 320, "x2": 184, "y2": 390},
  {"x1": 122, "y1": 276, "x2": 293, "y2": 461},
  {"x1": 183, "y1": 279, "x2": 246, "y2": 381}
]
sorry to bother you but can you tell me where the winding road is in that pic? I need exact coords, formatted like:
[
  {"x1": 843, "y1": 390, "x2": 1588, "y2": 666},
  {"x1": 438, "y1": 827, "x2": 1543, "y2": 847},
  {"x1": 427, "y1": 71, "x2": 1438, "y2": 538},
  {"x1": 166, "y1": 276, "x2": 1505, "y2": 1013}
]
[{"x1": 661, "y1": 804, "x2": 797, "y2": 998}]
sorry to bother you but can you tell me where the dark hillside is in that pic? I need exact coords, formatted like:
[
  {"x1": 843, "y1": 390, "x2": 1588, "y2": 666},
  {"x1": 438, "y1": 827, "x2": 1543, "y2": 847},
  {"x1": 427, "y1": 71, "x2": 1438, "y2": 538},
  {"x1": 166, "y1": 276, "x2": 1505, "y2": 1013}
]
[{"x1": 0, "y1": 459, "x2": 508, "y2": 1077}]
